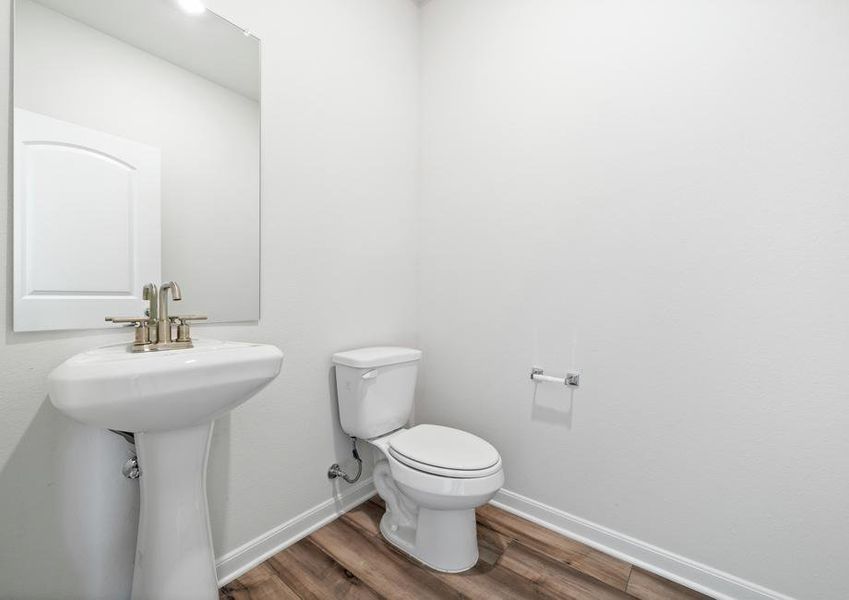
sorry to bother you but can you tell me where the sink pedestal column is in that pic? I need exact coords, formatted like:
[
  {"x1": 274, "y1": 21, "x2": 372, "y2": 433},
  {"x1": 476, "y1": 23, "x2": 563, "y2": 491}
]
[{"x1": 131, "y1": 422, "x2": 218, "y2": 600}]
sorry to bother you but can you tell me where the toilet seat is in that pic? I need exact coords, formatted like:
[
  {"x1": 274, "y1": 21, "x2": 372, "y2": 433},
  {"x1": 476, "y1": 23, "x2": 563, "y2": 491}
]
[{"x1": 388, "y1": 424, "x2": 502, "y2": 479}]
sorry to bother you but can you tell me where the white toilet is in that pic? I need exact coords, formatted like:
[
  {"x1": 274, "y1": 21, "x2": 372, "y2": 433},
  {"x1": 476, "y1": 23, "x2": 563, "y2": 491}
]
[{"x1": 332, "y1": 346, "x2": 504, "y2": 573}]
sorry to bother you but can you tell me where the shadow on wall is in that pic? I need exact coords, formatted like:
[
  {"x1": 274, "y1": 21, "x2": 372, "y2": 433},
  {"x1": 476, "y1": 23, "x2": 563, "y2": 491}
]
[
  {"x1": 0, "y1": 398, "x2": 139, "y2": 599},
  {"x1": 530, "y1": 382, "x2": 574, "y2": 428}
]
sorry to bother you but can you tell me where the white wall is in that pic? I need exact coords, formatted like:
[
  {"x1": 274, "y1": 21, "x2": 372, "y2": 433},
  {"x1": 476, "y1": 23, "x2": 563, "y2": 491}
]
[
  {"x1": 418, "y1": 1, "x2": 849, "y2": 599},
  {"x1": 15, "y1": 0, "x2": 260, "y2": 323},
  {"x1": 0, "y1": 0, "x2": 419, "y2": 597}
]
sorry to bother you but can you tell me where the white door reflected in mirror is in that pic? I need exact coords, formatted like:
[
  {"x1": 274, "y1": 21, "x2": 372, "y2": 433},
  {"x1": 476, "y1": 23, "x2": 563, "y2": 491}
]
[{"x1": 13, "y1": 109, "x2": 162, "y2": 331}]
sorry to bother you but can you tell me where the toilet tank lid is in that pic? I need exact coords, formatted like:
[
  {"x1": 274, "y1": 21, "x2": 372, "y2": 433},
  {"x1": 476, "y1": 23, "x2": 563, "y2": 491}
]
[{"x1": 332, "y1": 346, "x2": 422, "y2": 368}]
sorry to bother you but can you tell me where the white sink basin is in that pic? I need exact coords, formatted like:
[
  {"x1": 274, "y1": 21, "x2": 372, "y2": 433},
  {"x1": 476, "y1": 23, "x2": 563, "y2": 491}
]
[
  {"x1": 48, "y1": 338, "x2": 283, "y2": 600},
  {"x1": 48, "y1": 338, "x2": 283, "y2": 432}
]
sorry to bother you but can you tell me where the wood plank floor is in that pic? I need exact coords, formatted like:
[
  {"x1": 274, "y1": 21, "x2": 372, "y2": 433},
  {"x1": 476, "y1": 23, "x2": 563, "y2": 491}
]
[{"x1": 220, "y1": 497, "x2": 713, "y2": 600}]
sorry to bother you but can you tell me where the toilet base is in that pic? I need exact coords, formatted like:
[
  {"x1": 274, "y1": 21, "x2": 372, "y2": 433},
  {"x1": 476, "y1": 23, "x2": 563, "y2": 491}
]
[{"x1": 379, "y1": 507, "x2": 479, "y2": 573}]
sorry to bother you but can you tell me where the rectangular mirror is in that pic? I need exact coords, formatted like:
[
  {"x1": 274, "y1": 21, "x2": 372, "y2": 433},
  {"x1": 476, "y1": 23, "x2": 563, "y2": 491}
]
[{"x1": 13, "y1": 0, "x2": 260, "y2": 331}]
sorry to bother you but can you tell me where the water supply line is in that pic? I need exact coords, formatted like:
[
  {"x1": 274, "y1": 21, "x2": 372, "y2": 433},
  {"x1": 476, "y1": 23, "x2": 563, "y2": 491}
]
[{"x1": 327, "y1": 437, "x2": 362, "y2": 484}]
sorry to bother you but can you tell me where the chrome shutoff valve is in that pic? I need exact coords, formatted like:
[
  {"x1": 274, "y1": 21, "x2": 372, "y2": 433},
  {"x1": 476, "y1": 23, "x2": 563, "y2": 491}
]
[{"x1": 122, "y1": 455, "x2": 141, "y2": 480}]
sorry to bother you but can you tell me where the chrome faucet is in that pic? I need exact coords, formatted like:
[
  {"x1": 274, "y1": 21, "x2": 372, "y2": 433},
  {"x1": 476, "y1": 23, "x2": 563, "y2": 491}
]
[
  {"x1": 106, "y1": 281, "x2": 206, "y2": 352},
  {"x1": 157, "y1": 281, "x2": 182, "y2": 344}
]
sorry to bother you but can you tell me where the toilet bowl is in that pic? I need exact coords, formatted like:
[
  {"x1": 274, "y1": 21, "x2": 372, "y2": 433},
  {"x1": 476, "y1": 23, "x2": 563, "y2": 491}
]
[
  {"x1": 332, "y1": 347, "x2": 504, "y2": 572},
  {"x1": 369, "y1": 425, "x2": 504, "y2": 572}
]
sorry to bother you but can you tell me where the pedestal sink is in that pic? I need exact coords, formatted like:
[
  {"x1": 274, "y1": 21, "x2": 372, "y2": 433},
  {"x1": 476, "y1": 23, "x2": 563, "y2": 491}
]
[{"x1": 48, "y1": 339, "x2": 283, "y2": 600}]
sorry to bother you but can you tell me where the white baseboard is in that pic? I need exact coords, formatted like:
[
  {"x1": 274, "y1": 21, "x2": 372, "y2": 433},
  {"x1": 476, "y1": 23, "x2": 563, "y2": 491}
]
[
  {"x1": 491, "y1": 489, "x2": 795, "y2": 600},
  {"x1": 216, "y1": 478, "x2": 376, "y2": 586}
]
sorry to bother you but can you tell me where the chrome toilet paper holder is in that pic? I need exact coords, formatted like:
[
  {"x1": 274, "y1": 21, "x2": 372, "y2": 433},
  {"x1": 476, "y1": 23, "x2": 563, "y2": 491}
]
[{"x1": 530, "y1": 366, "x2": 580, "y2": 388}]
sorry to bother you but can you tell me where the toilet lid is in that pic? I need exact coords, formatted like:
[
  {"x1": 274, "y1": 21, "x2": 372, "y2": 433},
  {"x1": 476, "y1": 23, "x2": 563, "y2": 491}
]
[{"x1": 388, "y1": 424, "x2": 501, "y2": 477}]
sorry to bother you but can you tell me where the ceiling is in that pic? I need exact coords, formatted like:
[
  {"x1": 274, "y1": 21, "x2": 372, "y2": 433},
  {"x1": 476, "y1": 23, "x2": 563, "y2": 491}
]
[{"x1": 30, "y1": 0, "x2": 260, "y2": 100}]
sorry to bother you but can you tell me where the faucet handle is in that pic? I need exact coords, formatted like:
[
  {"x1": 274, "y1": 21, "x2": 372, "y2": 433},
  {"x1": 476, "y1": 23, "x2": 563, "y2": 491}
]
[
  {"x1": 169, "y1": 315, "x2": 207, "y2": 344},
  {"x1": 168, "y1": 315, "x2": 208, "y2": 324},
  {"x1": 105, "y1": 316, "x2": 152, "y2": 346},
  {"x1": 105, "y1": 316, "x2": 151, "y2": 326}
]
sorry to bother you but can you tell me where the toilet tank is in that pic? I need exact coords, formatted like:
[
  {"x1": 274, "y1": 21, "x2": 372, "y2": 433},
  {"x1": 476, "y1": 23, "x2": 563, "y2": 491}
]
[{"x1": 332, "y1": 347, "x2": 422, "y2": 439}]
